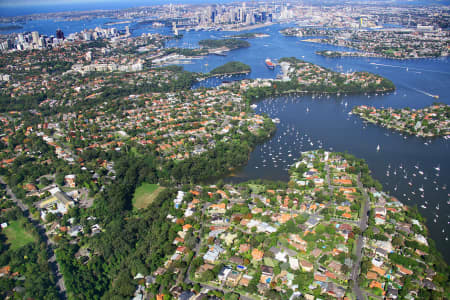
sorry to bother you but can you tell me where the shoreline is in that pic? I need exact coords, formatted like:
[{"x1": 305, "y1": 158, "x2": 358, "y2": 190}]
[
  {"x1": 316, "y1": 50, "x2": 447, "y2": 60},
  {"x1": 201, "y1": 70, "x2": 250, "y2": 79},
  {"x1": 356, "y1": 116, "x2": 446, "y2": 138},
  {"x1": 300, "y1": 39, "x2": 448, "y2": 60},
  {"x1": 222, "y1": 22, "x2": 274, "y2": 32}
]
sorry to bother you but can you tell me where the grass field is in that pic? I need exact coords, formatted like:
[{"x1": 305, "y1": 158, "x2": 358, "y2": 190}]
[
  {"x1": 132, "y1": 183, "x2": 165, "y2": 209},
  {"x1": 248, "y1": 184, "x2": 265, "y2": 194},
  {"x1": 3, "y1": 220, "x2": 36, "y2": 250}
]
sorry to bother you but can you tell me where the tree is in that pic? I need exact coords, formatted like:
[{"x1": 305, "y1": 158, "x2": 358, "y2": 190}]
[
  {"x1": 201, "y1": 270, "x2": 215, "y2": 282},
  {"x1": 55, "y1": 173, "x2": 65, "y2": 186},
  {"x1": 392, "y1": 235, "x2": 403, "y2": 247},
  {"x1": 341, "y1": 264, "x2": 350, "y2": 274}
]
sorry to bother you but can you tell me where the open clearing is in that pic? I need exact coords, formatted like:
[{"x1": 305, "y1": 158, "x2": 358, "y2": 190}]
[
  {"x1": 132, "y1": 183, "x2": 165, "y2": 209},
  {"x1": 3, "y1": 220, "x2": 36, "y2": 250}
]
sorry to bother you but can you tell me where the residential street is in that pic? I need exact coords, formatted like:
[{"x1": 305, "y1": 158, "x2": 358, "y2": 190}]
[{"x1": 351, "y1": 175, "x2": 370, "y2": 300}]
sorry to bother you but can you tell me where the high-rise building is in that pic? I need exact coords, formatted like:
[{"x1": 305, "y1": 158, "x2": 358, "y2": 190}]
[
  {"x1": 56, "y1": 29, "x2": 64, "y2": 39},
  {"x1": 31, "y1": 31, "x2": 39, "y2": 44},
  {"x1": 38, "y1": 37, "x2": 45, "y2": 47},
  {"x1": 83, "y1": 32, "x2": 92, "y2": 41},
  {"x1": 85, "y1": 51, "x2": 92, "y2": 61}
]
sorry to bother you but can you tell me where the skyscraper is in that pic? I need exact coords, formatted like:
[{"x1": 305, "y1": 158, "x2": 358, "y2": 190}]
[
  {"x1": 31, "y1": 31, "x2": 39, "y2": 44},
  {"x1": 56, "y1": 29, "x2": 64, "y2": 39}
]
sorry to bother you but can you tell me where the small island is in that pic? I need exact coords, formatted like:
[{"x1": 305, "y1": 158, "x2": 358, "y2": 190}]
[
  {"x1": 198, "y1": 38, "x2": 250, "y2": 50},
  {"x1": 352, "y1": 104, "x2": 450, "y2": 137},
  {"x1": 234, "y1": 57, "x2": 395, "y2": 100},
  {"x1": 209, "y1": 61, "x2": 251, "y2": 76},
  {"x1": 228, "y1": 32, "x2": 270, "y2": 39}
]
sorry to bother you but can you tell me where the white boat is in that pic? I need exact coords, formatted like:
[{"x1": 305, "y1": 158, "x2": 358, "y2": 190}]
[
  {"x1": 435, "y1": 164, "x2": 440, "y2": 171},
  {"x1": 376, "y1": 145, "x2": 380, "y2": 152}
]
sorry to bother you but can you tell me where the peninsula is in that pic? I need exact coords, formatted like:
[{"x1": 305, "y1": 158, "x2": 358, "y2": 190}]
[
  {"x1": 234, "y1": 57, "x2": 395, "y2": 100},
  {"x1": 281, "y1": 27, "x2": 449, "y2": 59},
  {"x1": 146, "y1": 150, "x2": 449, "y2": 299},
  {"x1": 352, "y1": 104, "x2": 450, "y2": 137}
]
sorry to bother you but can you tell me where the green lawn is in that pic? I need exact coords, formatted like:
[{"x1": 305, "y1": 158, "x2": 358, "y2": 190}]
[
  {"x1": 132, "y1": 183, "x2": 165, "y2": 209},
  {"x1": 3, "y1": 220, "x2": 36, "y2": 250},
  {"x1": 248, "y1": 184, "x2": 265, "y2": 194}
]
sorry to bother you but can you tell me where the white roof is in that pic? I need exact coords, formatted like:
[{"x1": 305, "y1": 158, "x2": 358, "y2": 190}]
[{"x1": 49, "y1": 187, "x2": 61, "y2": 195}]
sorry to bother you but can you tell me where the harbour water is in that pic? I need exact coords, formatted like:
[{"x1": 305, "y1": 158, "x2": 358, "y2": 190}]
[
  {"x1": 2, "y1": 20, "x2": 449, "y2": 261},
  {"x1": 171, "y1": 24, "x2": 450, "y2": 262}
]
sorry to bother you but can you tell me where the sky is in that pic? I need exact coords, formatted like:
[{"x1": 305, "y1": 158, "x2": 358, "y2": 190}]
[
  {"x1": 0, "y1": 0, "x2": 233, "y2": 7},
  {"x1": 0, "y1": 0, "x2": 147, "y2": 6},
  {"x1": 0, "y1": 0, "x2": 448, "y2": 17},
  {"x1": 1, "y1": 0, "x2": 449, "y2": 6}
]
